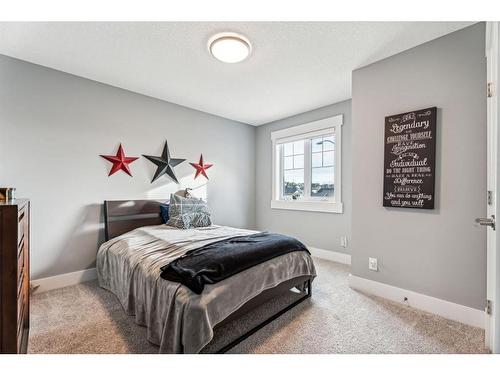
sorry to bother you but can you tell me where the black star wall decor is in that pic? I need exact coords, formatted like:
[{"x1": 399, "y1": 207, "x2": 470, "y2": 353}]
[{"x1": 143, "y1": 140, "x2": 186, "y2": 183}]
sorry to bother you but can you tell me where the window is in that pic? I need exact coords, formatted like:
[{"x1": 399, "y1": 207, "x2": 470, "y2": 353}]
[{"x1": 271, "y1": 115, "x2": 343, "y2": 213}]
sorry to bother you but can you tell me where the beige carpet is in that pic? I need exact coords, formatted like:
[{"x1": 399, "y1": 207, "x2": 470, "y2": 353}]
[{"x1": 29, "y1": 258, "x2": 488, "y2": 354}]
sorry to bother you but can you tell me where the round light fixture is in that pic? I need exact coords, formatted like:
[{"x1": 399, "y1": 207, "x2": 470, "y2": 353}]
[{"x1": 208, "y1": 32, "x2": 251, "y2": 63}]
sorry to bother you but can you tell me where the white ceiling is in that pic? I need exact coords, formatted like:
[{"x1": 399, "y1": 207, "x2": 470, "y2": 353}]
[{"x1": 0, "y1": 22, "x2": 473, "y2": 125}]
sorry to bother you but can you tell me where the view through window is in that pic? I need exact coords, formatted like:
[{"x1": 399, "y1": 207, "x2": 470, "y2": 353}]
[
  {"x1": 282, "y1": 140, "x2": 305, "y2": 199},
  {"x1": 311, "y1": 134, "x2": 335, "y2": 198},
  {"x1": 281, "y1": 131, "x2": 335, "y2": 201}
]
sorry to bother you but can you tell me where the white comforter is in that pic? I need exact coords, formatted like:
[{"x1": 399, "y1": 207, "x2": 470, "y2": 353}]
[{"x1": 96, "y1": 225, "x2": 316, "y2": 353}]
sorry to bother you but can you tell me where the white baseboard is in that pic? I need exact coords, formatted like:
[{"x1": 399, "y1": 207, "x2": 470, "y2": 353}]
[
  {"x1": 308, "y1": 247, "x2": 351, "y2": 265},
  {"x1": 348, "y1": 274, "x2": 485, "y2": 329},
  {"x1": 32, "y1": 268, "x2": 97, "y2": 294}
]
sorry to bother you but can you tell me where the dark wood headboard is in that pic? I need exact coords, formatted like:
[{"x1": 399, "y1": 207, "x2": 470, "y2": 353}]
[{"x1": 103, "y1": 199, "x2": 166, "y2": 241}]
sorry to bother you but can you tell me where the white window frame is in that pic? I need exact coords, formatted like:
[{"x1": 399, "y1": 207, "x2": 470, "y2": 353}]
[{"x1": 271, "y1": 115, "x2": 343, "y2": 213}]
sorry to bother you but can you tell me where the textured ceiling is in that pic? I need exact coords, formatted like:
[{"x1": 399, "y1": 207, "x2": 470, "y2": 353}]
[{"x1": 0, "y1": 22, "x2": 473, "y2": 125}]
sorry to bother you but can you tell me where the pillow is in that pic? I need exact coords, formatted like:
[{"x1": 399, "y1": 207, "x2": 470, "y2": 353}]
[
  {"x1": 160, "y1": 203, "x2": 170, "y2": 224},
  {"x1": 169, "y1": 212, "x2": 212, "y2": 229},
  {"x1": 166, "y1": 194, "x2": 212, "y2": 229}
]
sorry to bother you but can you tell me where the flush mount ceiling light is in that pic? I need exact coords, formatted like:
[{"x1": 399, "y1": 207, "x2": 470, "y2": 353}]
[{"x1": 208, "y1": 32, "x2": 251, "y2": 63}]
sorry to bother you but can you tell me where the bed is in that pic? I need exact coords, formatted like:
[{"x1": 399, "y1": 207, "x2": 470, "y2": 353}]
[{"x1": 97, "y1": 199, "x2": 316, "y2": 353}]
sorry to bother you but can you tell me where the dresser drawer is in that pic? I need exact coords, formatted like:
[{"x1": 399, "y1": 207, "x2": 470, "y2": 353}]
[
  {"x1": 18, "y1": 208, "x2": 26, "y2": 247},
  {"x1": 17, "y1": 275, "x2": 28, "y2": 326},
  {"x1": 18, "y1": 245, "x2": 25, "y2": 289},
  {"x1": 18, "y1": 234, "x2": 25, "y2": 257},
  {"x1": 17, "y1": 303, "x2": 25, "y2": 352},
  {"x1": 17, "y1": 275, "x2": 29, "y2": 353},
  {"x1": 18, "y1": 285, "x2": 25, "y2": 322}
]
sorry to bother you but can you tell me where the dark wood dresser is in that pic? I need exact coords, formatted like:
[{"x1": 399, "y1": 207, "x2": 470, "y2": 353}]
[{"x1": 0, "y1": 199, "x2": 30, "y2": 354}]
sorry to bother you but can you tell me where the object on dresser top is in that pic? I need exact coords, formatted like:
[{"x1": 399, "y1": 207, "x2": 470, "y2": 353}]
[
  {"x1": 166, "y1": 193, "x2": 211, "y2": 229},
  {"x1": 0, "y1": 199, "x2": 30, "y2": 353},
  {"x1": 0, "y1": 187, "x2": 16, "y2": 201}
]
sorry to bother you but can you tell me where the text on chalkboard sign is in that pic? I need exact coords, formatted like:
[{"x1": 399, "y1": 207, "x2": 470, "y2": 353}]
[{"x1": 383, "y1": 107, "x2": 437, "y2": 209}]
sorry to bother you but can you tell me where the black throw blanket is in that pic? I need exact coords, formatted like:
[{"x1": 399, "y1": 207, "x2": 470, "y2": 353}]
[{"x1": 160, "y1": 232, "x2": 310, "y2": 294}]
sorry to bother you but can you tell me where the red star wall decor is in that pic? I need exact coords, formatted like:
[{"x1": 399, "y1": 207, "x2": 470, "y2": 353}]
[
  {"x1": 190, "y1": 154, "x2": 213, "y2": 179},
  {"x1": 100, "y1": 144, "x2": 139, "y2": 176}
]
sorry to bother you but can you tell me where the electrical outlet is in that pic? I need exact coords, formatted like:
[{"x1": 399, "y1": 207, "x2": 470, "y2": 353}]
[
  {"x1": 340, "y1": 236, "x2": 348, "y2": 248},
  {"x1": 368, "y1": 257, "x2": 378, "y2": 271}
]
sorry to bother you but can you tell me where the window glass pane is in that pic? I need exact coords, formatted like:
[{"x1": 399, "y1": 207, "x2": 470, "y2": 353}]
[
  {"x1": 284, "y1": 169, "x2": 304, "y2": 184},
  {"x1": 311, "y1": 137, "x2": 323, "y2": 153},
  {"x1": 283, "y1": 169, "x2": 304, "y2": 199},
  {"x1": 293, "y1": 140, "x2": 304, "y2": 155},
  {"x1": 283, "y1": 142, "x2": 293, "y2": 156},
  {"x1": 311, "y1": 152, "x2": 322, "y2": 168},
  {"x1": 311, "y1": 167, "x2": 334, "y2": 198},
  {"x1": 323, "y1": 151, "x2": 334, "y2": 167},
  {"x1": 293, "y1": 155, "x2": 304, "y2": 169},
  {"x1": 284, "y1": 156, "x2": 293, "y2": 170},
  {"x1": 322, "y1": 134, "x2": 335, "y2": 151}
]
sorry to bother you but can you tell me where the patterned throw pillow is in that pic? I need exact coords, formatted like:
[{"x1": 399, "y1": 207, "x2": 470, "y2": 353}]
[{"x1": 166, "y1": 194, "x2": 212, "y2": 229}]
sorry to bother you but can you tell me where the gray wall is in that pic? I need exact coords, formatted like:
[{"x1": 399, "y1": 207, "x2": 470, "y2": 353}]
[
  {"x1": 351, "y1": 23, "x2": 486, "y2": 309},
  {"x1": 0, "y1": 54, "x2": 256, "y2": 279},
  {"x1": 255, "y1": 100, "x2": 352, "y2": 254}
]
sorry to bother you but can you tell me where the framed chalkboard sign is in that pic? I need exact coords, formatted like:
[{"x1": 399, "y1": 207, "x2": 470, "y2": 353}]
[{"x1": 383, "y1": 107, "x2": 437, "y2": 209}]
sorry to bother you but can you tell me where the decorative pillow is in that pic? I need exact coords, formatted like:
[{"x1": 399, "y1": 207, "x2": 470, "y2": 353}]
[
  {"x1": 160, "y1": 203, "x2": 170, "y2": 224},
  {"x1": 166, "y1": 194, "x2": 212, "y2": 229}
]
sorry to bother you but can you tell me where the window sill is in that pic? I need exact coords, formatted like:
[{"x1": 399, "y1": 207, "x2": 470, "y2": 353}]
[{"x1": 270, "y1": 200, "x2": 343, "y2": 213}]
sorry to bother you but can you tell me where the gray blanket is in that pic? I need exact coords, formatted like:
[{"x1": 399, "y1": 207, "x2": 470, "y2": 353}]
[{"x1": 96, "y1": 225, "x2": 316, "y2": 353}]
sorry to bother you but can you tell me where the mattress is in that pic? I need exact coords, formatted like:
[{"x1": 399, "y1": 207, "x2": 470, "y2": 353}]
[{"x1": 96, "y1": 224, "x2": 316, "y2": 353}]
